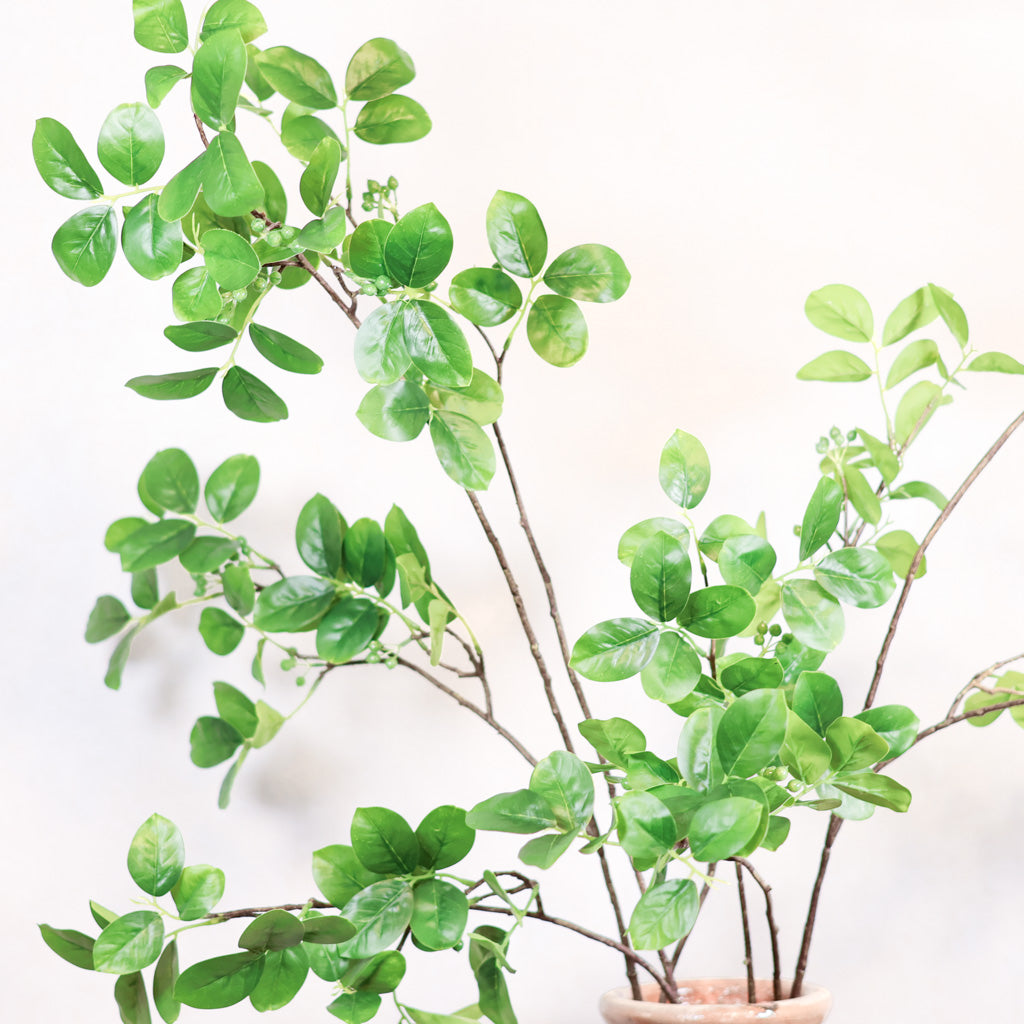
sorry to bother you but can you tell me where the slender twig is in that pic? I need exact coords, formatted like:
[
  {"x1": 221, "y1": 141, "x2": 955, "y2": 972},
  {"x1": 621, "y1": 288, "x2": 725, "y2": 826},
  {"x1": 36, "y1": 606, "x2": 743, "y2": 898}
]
[
  {"x1": 295, "y1": 253, "x2": 361, "y2": 328},
  {"x1": 205, "y1": 899, "x2": 331, "y2": 921},
  {"x1": 732, "y1": 858, "x2": 782, "y2": 1000},
  {"x1": 669, "y1": 862, "x2": 716, "y2": 973},
  {"x1": 473, "y1": 323, "x2": 502, "y2": 372},
  {"x1": 902, "y1": 696, "x2": 1024, "y2": 749},
  {"x1": 597, "y1": 845, "x2": 643, "y2": 1001},
  {"x1": 940, "y1": 652, "x2": 1024, "y2": 722},
  {"x1": 192, "y1": 114, "x2": 209, "y2": 148},
  {"x1": 864, "y1": 408, "x2": 1024, "y2": 710},
  {"x1": 735, "y1": 862, "x2": 755, "y2": 1002},
  {"x1": 464, "y1": 490, "x2": 576, "y2": 753},
  {"x1": 791, "y1": 814, "x2": 843, "y2": 997},
  {"x1": 394, "y1": 656, "x2": 536, "y2": 766}
]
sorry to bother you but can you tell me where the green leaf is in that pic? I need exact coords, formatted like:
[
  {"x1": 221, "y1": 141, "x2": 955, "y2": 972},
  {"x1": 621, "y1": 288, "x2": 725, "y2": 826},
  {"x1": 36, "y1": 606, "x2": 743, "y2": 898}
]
[
  {"x1": 133, "y1": 0, "x2": 188, "y2": 53},
  {"x1": 833, "y1": 773, "x2": 911, "y2": 812},
  {"x1": 191, "y1": 30, "x2": 246, "y2": 131},
  {"x1": 855, "y1": 705, "x2": 920, "y2": 759},
  {"x1": 128, "y1": 814, "x2": 184, "y2": 896},
  {"x1": 719, "y1": 656, "x2": 783, "y2": 696},
  {"x1": 698, "y1": 514, "x2": 754, "y2": 560},
  {"x1": 222, "y1": 366, "x2": 289, "y2": 422},
  {"x1": 202, "y1": 228, "x2": 259, "y2": 288},
  {"x1": 466, "y1": 790, "x2": 557, "y2": 834},
  {"x1": 105, "y1": 627, "x2": 140, "y2": 690},
  {"x1": 32, "y1": 118, "x2": 103, "y2": 199},
  {"x1": 131, "y1": 570, "x2": 160, "y2": 610},
  {"x1": 171, "y1": 266, "x2": 222, "y2": 320},
  {"x1": 357, "y1": 381, "x2": 429, "y2": 441},
  {"x1": 618, "y1": 518, "x2": 689, "y2": 567},
  {"x1": 792, "y1": 671, "x2": 843, "y2": 736},
  {"x1": 312, "y1": 845, "x2": 383, "y2": 908},
  {"x1": 543, "y1": 244, "x2": 630, "y2": 303},
  {"x1": 719, "y1": 535, "x2": 776, "y2": 595},
  {"x1": 963, "y1": 689, "x2": 1006, "y2": 727},
  {"x1": 410, "y1": 880, "x2": 468, "y2": 950},
  {"x1": 200, "y1": 0, "x2": 267, "y2": 43},
  {"x1": 354, "y1": 95, "x2": 431, "y2": 144},
  {"x1": 153, "y1": 940, "x2": 180, "y2": 1022},
  {"x1": 474, "y1": 956, "x2": 516, "y2": 1024},
  {"x1": 349, "y1": 219, "x2": 392, "y2": 279},
  {"x1": 826, "y1": 717, "x2": 889, "y2": 772},
  {"x1": 171, "y1": 864, "x2": 225, "y2": 920},
  {"x1": 316, "y1": 597, "x2": 379, "y2": 663},
  {"x1": 416, "y1": 806, "x2": 474, "y2": 870},
  {"x1": 804, "y1": 284, "x2": 873, "y2": 342},
  {"x1": 569, "y1": 618, "x2": 659, "y2": 681},
  {"x1": 189, "y1": 716, "x2": 243, "y2": 767},
  {"x1": 779, "y1": 711, "x2": 831, "y2": 784},
  {"x1": 678, "y1": 585, "x2": 756, "y2": 639},
  {"x1": 239, "y1": 910, "x2": 305, "y2": 952},
  {"x1": 199, "y1": 607, "x2": 245, "y2": 654},
  {"x1": 578, "y1": 718, "x2": 646, "y2": 767},
  {"x1": 342, "y1": 518, "x2": 386, "y2": 586},
  {"x1": 402, "y1": 294, "x2": 476, "y2": 390},
  {"x1": 614, "y1": 790, "x2": 677, "y2": 867},
  {"x1": 430, "y1": 411, "x2": 495, "y2": 490},
  {"x1": 450, "y1": 269, "x2": 522, "y2": 327},
  {"x1": 98, "y1": 103, "x2": 164, "y2": 185},
  {"x1": 249, "y1": 323, "x2": 322, "y2": 374},
  {"x1": 716, "y1": 690, "x2": 788, "y2": 778},
  {"x1": 928, "y1": 283, "x2": 968, "y2": 347},
  {"x1": 253, "y1": 161, "x2": 287, "y2": 221},
  {"x1": 659, "y1": 429, "x2": 710, "y2": 509},
  {"x1": 121, "y1": 194, "x2": 182, "y2": 280},
  {"x1": 181, "y1": 535, "x2": 239, "y2": 574},
  {"x1": 629, "y1": 531, "x2": 692, "y2": 621},
  {"x1": 882, "y1": 286, "x2": 938, "y2": 346},
  {"x1": 249, "y1": 946, "x2": 308, "y2": 1012},
  {"x1": 302, "y1": 917, "x2": 356, "y2": 945},
  {"x1": 640, "y1": 631, "x2": 701, "y2": 703},
  {"x1": 204, "y1": 454, "x2": 259, "y2": 522},
  {"x1": 140, "y1": 448, "x2": 199, "y2": 514},
  {"x1": 300, "y1": 137, "x2": 342, "y2": 217},
  {"x1": 52, "y1": 205, "x2": 117, "y2": 286},
  {"x1": 340, "y1": 879, "x2": 414, "y2": 958},
  {"x1": 677, "y1": 706, "x2": 724, "y2": 791},
  {"x1": 384, "y1": 203, "x2": 452, "y2": 287},
  {"x1": 815, "y1": 547, "x2": 895, "y2": 608},
  {"x1": 253, "y1": 576, "x2": 336, "y2": 632},
  {"x1": 966, "y1": 352, "x2": 1024, "y2": 375},
  {"x1": 688, "y1": 796, "x2": 764, "y2": 862},
  {"x1": 204, "y1": 132, "x2": 265, "y2": 217},
  {"x1": 781, "y1": 580, "x2": 844, "y2": 652},
  {"x1": 890, "y1": 479, "x2": 947, "y2": 510},
  {"x1": 529, "y1": 751, "x2": 594, "y2": 831},
  {"x1": 796, "y1": 350, "x2": 872, "y2": 383},
  {"x1": 119, "y1": 520, "x2": 196, "y2": 572},
  {"x1": 39, "y1": 924, "x2": 95, "y2": 970},
  {"x1": 94, "y1": 912, "x2": 164, "y2": 974},
  {"x1": 281, "y1": 114, "x2": 341, "y2": 161},
  {"x1": 427, "y1": 370, "x2": 504, "y2": 426},
  {"x1": 342, "y1": 950, "x2": 406, "y2": 993},
  {"x1": 159, "y1": 155, "x2": 206, "y2": 222},
  {"x1": 885, "y1": 338, "x2": 941, "y2": 388},
  {"x1": 842, "y1": 464, "x2": 881, "y2": 525},
  {"x1": 327, "y1": 992, "x2": 381, "y2": 1023},
  {"x1": 296, "y1": 207, "x2": 348, "y2": 253},
  {"x1": 296, "y1": 494, "x2": 345, "y2": 576},
  {"x1": 874, "y1": 530, "x2": 926, "y2": 580},
  {"x1": 174, "y1": 952, "x2": 265, "y2": 1008},
  {"x1": 894, "y1": 380, "x2": 950, "y2": 447},
  {"x1": 255, "y1": 46, "x2": 337, "y2": 108},
  {"x1": 518, "y1": 831, "x2": 577, "y2": 869},
  {"x1": 857, "y1": 428, "x2": 899, "y2": 485},
  {"x1": 213, "y1": 681, "x2": 257, "y2": 738},
  {"x1": 346, "y1": 38, "x2": 415, "y2": 100},
  {"x1": 353, "y1": 303, "x2": 412, "y2": 384},
  {"x1": 628, "y1": 879, "x2": 698, "y2": 950},
  {"x1": 527, "y1": 294, "x2": 588, "y2": 367},
  {"x1": 485, "y1": 191, "x2": 546, "y2": 278},
  {"x1": 115, "y1": 971, "x2": 151, "y2": 1024},
  {"x1": 86, "y1": 596, "x2": 131, "y2": 643}
]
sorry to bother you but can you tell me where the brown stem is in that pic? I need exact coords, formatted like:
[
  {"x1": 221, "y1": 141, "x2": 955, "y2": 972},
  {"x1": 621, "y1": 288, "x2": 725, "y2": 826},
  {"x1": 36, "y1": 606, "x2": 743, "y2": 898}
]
[
  {"x1": 669, "y1": 862, "x2": 716, "y2": 973},
  {"x1": 791, "y1": 814, "x2": 844, "y2": 997},
  {"x1": 205, "y1": 899, "x2": 331, "y2": 921},
  {"x1": 902, "y1": 695, "x2": 1024, "y2": 749},
  {"x1": 863, "y1": 408, "x2": 1024, "y2": 710},
  {"x1": 465, "y1": 490, "x2": 576, "y2": 753},
  {"x1": 732, "y1": 858, "x2": 782, "y2": 1000},
  {"x1": 192, "y1": 114, "x2": 209, "y2": 148},
  {"x1": 597, "y1": 845, "x2": 644, "y2": 1000},
  {"x1": 473, "y1": 323, "x2": 502, "y2": 376},
  {"x1": 735, "y1": 862, "x2": 755, "y2": 1002},
  {"x1": 295, "y1": 253, "x2": 361, "y2": 329},
  {"x1": 394, "y1": 656, "x2": 536, "y2": 766}
]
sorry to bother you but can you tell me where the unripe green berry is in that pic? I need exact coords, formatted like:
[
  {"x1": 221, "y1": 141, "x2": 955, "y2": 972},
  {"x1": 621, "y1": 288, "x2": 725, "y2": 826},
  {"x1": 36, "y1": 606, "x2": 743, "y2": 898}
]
[
  {"x1": 280, "y1": 225, "x2": 297, "y2": 242},
  {"x1": 787, "y1": 780, "x2": 802, "y2": 793},
  {"x1": 374, "y1": 275, "x2": 391, "y2": 292},
  {"x1": 361, "y1": 200, "x2": 374, "y2": 211},
  {"x1": 847, "y1": 429, "x2": 857, "y2": 441},
  {"x1": 367, "y1": 179, "x2": 381, "y2": 192},
  {"x1": 829, "y1": 426, "x2": 843, "y2": 444},
  {"x1": 266, "y1": 229, "x2": 283, "y2": 245},
  {"x1": 387, "y1": 176, "x2": 398, "y2": 190},
  {"x1": 815, "y1": 438, "x2": 829, "y2": 454},
  {"x1": 769, "y1": 624, "x2": 782, "y2": 637}
]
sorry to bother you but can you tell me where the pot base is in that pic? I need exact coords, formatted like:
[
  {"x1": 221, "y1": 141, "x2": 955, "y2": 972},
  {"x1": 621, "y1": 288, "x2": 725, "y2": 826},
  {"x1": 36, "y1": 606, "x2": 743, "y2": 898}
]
[{"x1": 599, "y1": 978, "x2": 831, "y2": 1024}]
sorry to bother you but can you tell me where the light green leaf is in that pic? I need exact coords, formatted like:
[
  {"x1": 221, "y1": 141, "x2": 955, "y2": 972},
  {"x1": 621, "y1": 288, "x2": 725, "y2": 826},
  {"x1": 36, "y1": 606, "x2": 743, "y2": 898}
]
[
  {"x1": 628, "y1": 879, "x2": 698, "y2": 950},
  {"x1": 718, "y1": 534, "x2": 776, "y2": 595},
  {"x1": 198, "y1": 607, "x2": 244, "y2": 654},
  {"x1": 200, "y1": 0, "x2": 267, "y2": 43},
  {"x1": 32, "y1": 117, "x2": 104, "y2": 199},
  {"x1": 796, "y1": 349, "x2": 872, "y2": 383},
  {"x1": 815, "y1": 547, "x2": 895, "y2": 608},
  {"x1": 340, "y1": 879, "x2": 414, "y2": 958},
  {"x1": 659, "y1": 429, "x2": 710, "y2": 509},
  {"x1": 543, "y1": 244, "x2": 630, "y2": 303},
  {"x1": 39, "y1": 924, "x2": 95, "y2": 971},
  {"x1": 716, "y1": 689, "x2": 788, "y2": 778},
  {"x1": 618, "y1": 518, "x2": 689, "y2": 567},
  {"x1": 121, "y1": 194, "x2": 182, "y2": 280},
  {"x1": 885, "y1": 338, "x2": 941, "y2": 388},
  {"x1": 312, "y1": 844, "x2": 383, "y2": 909},
  {"x1": 250, "y1": 323, "x2": 322, "y2": 374},
  {"x1": 569, "y1": 618, "x2": 659, "y2": 681},
  {"x1": 688, "y1": 797, "x2": 763, "y2": 862},
  {"x1": 296, "y1": 493, "x2": 345, "y2": 577},
  {"x1": 614, "y1": 790, "x2": 677, "y2": 866},
  {"x1": 52, "y1": 205, "x2": 117, "y2": 286},
  {"x1": 133, "y1": 0, "x2": 188, "y2": 53},
  {"x1": 281, "y1": 115, "x2": 341, "y2": 161},
  {"x1": 410, "y1": 880, "x2": 468, "y2": 950},
  {"x1": 882, "y1": 286, "x2": 938, "y2": 346},
  {"x1": 427, "y1": 369, "x2": 504, "y2": 426},
  {"x1": 205, "y1": 454, "x2": 260, "y2": 522},
  {"x1": 799, "y1": 478, "x2": 842, "y2": 562},
  {"x1": 486, "y1": 190, "x2": 547, "y2": 278},
  {"x1": 85, "y1": 596, "x2": 131, "y2": 643},
  {"x1": 894, "y1": 380, "x2": 951, "y2": 447},
  {"x1": 430, "y1": 412, "x2": 495, "y2": 490},
  {"x1": 843, "y1": 464, "x2": 881, "y2": 525},
  {"x1": 203, "y1": 132, "x2": 265, "y2": 217},
  {"x1": 139, "y1": 448, "x2": 198, "y2": 513},
  {"x1": 354, "y1": 95, "x2": 431, "y2": 144},
  {"x1": 249, "y1": 947, "x2": 308, "y2": 1013},
  {"x1": 966, "y1": 352, "x2": 1024, "y2": 375},
  {"x1": 98, "y1": 103, "x2": 164, "y2": 185},
  {"x1": 239, "y1": 910, "x2": 305, "y2": 952},
  {"x1": 779, "y1": 711, "x2": 831, "y2": 784},
  {"x1": 202, "y1": 228, "x2": 259, "y2": 289},
  {"x1": 346, "y1": 38, "x2": 415, "y2": 101},
  {"x1": 296, "y1": 207, "x2": 347, "y2": 254},
  {"x1": 825, "y1": 717, "x2": 889, "y2": 772},
  {"x1": 857, "y1": 428, "x2": 899, "y2": 485},
  {"x1": 805, "y1": 284, "x2": 873, "y2": 342},
  {"x1": 94, "y1": 912, "x2": 164, "y2": 974},
  {"x1": 189, "y1": 716, "x2": 242, "y2": 767},
  {"x1": 158, "y1": 154, "x2": 207, "y2": 222},
  {"x1": 640, "y1": 631, "x2": 700, "y2": 703},
  {"x1": 415, "y1": 806, "x2": 475, "y2": 870},
  {"x1": 466, "y1": 790, "x2": 557, "y2": 834},
  {"x1": 629, "y1": 530, "x2": 692, "y2": 621},
  {"x1": 255, "y1": 46, "x2": 337, "y2": 108},
  {"x1": 529, "y1": 751, "x2": 594, "y2": 831},
  {"x1": 928, "y1": 283, "x2": 968, "y2": 347},
  {"x1": 128, "y1": 814, "x2": 184, "y2": 896},
  {"x1": 191, "y1": 30, "x2": 246, "y2": 131},
  {"x1": 792, "y1": 671, "x2": 843, "y2": 736},
  {"x1": 127, "y1": 368, "x2": 218, "y2": 401},
  {"x1": 354, "y1": 302, "x2": 411, "y2": 384},
  {"x1": 781, "y1": 580, "x2": 844, "y2": 652},
  {"x1": 875, "y1": 530, "x2": 926, "y2": 580},
  {"x1": 300, "y1": 137, "x2": 342, "y2": 217},
  {"x1": 832, "y1": 772, "x2": 911, "y2": 812},
  {"x1": 357, "y1": 381, "x2": 429, "y2": 441},
  {"x1": 677, "y1": 585, "x2": 756, "y2": 639},
  {"x1": 171, "y1": 865, "x2": 226, "y2": 920},
  {"x1": 527, "y1": 294, "x2": 588, "y2": 367},
  {"x1": 578, "y1": 718, "x2": 646, "y2": 767},
  {"x1": 450, "y1": 268, "x2": 522, "y2": 327},
  {"x1": 174, "y1": 952, "x2": 265, "y2": 1008}
]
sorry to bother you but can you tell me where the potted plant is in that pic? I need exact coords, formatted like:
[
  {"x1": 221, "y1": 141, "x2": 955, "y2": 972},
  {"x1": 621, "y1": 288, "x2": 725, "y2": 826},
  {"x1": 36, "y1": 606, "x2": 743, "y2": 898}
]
[{"x1": 28, "y1": 2, "x2": 1024, "y2": 1022}]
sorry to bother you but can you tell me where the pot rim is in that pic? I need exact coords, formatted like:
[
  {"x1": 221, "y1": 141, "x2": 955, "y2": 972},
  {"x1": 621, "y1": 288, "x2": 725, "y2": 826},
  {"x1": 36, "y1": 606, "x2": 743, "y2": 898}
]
[{"x1": 600, "y1": 977, "x2": 831, "y2": 1010}]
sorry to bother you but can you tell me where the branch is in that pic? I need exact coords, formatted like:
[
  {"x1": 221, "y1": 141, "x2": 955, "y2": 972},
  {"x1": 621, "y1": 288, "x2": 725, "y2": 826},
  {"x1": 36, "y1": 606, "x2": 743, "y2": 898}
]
[
  {"x1": 206, "y1": 899, "x2": 331, "y2": 921},
  {"x1": 791, "y1": 814, "x2": 843, "y2": 998},
  {"x1": 863, "y1": 408, "x2": 1024, "y2": 710},
  {"x1": 192, "y1": 114, "x2": 209, "y2": 149},
  {"x1": 597, "y1": 845, "x2": 643, "y2": 1001},
  {"x1": 734, "y1": 862, "x2": 755, "y2": 1003},
  {"x1": 731, "y1": 858, "x2": 782, "y2": 1000},
  {"x1": 295, "y1": 253, "x2": 361, "y2": 329}
]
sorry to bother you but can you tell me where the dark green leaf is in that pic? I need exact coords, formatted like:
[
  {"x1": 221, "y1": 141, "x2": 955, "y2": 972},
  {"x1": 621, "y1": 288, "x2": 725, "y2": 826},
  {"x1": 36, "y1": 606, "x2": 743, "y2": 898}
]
[
  {"x1": 384, "y1": 203, "x2": 452, "y2": 287},
  {"x1": 296, "y1": 494, "x2": 345, "y2": 576},
  {"x1": 249, "y1": 946, "x2": 308, "y2": 1012},
  {"x1": 199, "y1": 607, "x2": 244, "y2": 654},
  {"x1": 792, "y1": 671, "x2": 843, "y2": 736},
  {"x1": 200, "y1": 0, "x2": 267, "y2": 43},
  {"x1": 191, "y1": 29, "x2": 246, "y2": 130},
  {"x1": 222, "y1": 366, "x2": 288, "y2": 422},
  {"x1": 659, "y1": 429, "x2": 710, "y2": 509},
  {"x1": 485, "y1": 191, "x2": 547, "y2": 278},
  {"x1": 94, "y1": 912, "x2": 164, "y2": 974},
  {"x1": 569, "y1": 617, "x2": 659, "y2": 681},
  {"x1": 253, "y1": 576, "x2": 336, "y2": 632},
  {"x1": 133, "y1": 0, "x2": 188, "y2": 53},
  {"x1": 416, "y1": 806, "x2": 475, "y2": 869},
  {"x1": 119, "y1": 520, "x2": 196, "y2": 572},
  {"x1": 52, "y1": 205, "x2": 117, "y2": 286},
  {"x1": 410, "y1": 880, "x2": 468, "y2": 950},
  {"x1": 429, "y1": 412, "x2": 495, "y2": 490},
  {"x1": 312, "y1": 844, "x2": 383, "y2": 908},
  {"x1": 300, "y1": 137, "x2": 342, "y2": 217},
  {"x1": 353, "y1": 303, "x2": 412, "y2": 384},
  {"x1": 466, "y1": 790, "x2": 557, "y2": 834},
  {"x1": 354, "y1": 95, "x2": 431, "y2": 144},
  {"x1": 98, "y1": 103, "x2": 164, "y2": 185},
  {"x1": 174, "y1": 952, "x2": 265, "y2": 1008},
  {"x1": 805, "y1": 284, "x2": 872, "y2": 342},
  {"x1": 357, "y1": 382, "x2": 430, "y2": 441},
  {"x1": 815, "y1": 547, "x2": 895, "y2": 608},
  {"x1": 796, "y1": 350, "x2": 872, "y2": 382},
  {"x1": 255, "y1": 46, "x2": 337, "y2": 107},
  {"x1": 716, "y1": 690, "x2": 788, "y2": 778},
  {"x1": 189, "y1": 716, "x2": 243, "y2": 767},
  {"x1": 450, "y1": 268, "x2": 522, "y2": 327},
  {"x1": 239, "y1": 910, "x2": 304, "y2": 952},
  {"x1": 32, "y1": 117, "x2": 103, "y2": 199},
  {"x1": 346, "y1": 38, "x2": 415, "y2": 100},
  {"x1": 628, "y1": 879, "x2": 698, "y2": 950},
  {"x1": 543, "y1": 244, "x2": 630, "y2": 303},
  {"x1": 882, "y1": 286, "x2": 937, "y2": 346},
  {"x1": 115, "y1": 971, "x2": 151, "y2": 1024},
  {"x1": 121, "y1": 195, "x2": 182, "y2": 280},
  {"x1": 340, "y1": 879, "x2": 414, "y2": 958},
  {"x1": 86, "y1": 596, "x2": 131, "y2": 643},
  {"x1": 128, "y1": 814, "x2": 184, "y2": 896},
  {"x1": 171, "y1": 864, "x2": 225, "y2": 920},
  {"x1": 316, "y1": 597, "x2": 378, "y2": 663},
  {"x1": 342, "y1": 518, "x2": 386, "y2": 586},
  {"x1": 204, "y1": 132, "x2": 265, "y2": 217},
  {"x1": 250, "y1": 323, "x2": 323, "y2": 374},
  {"x1": 153, "y1": 940, "x2": 180, "y2": 1022},
  {"x1": 678, "y1": 585, "x2": 755, "y2": 639},
  {"x1": 781, "y1": 580, "x2": 844, "y2": 652},
  {"x1": 38, "y1": 924, "x2": 95, "y2": 970},
  {"x1": 205, "y1": 454, "x2": 259, "y2": 522}
]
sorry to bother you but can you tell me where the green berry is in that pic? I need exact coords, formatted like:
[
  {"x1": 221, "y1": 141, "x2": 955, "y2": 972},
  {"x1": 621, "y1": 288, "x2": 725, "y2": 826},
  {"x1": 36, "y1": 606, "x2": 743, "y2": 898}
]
[
  {"x1": 361, "y1": 200, "x2": 374, "y2": 212},
  {"x1": 266, "y1": 229, "x2": 283, "y2": 245},
  {"x1": 769, "y1": 624, "x2": 782, "y2": 637},
  {"x1": 374, "y1": 275, "x2": 391, "y2": 292},
  {"x1": 280, "y1": 225, "x2": 298, "y2": 242},
  {"x1": 815, "y1": 438, "x2": 829, "y2": 454},
  {"x1": 847, "y1": 429, "x2": 858, "y2": 441},
  {"x1": 787, "y1": 780, "x2": 802, "y2": 793},
  {"x1": 367, "y1": 179, "x2": 381, "y2": 192},
  {"x1": 387, "y1": 176, "x2": 398, "y2": 190},
  {"x1": 829, "y1": 426, "x2": 843, "y2": 444}
]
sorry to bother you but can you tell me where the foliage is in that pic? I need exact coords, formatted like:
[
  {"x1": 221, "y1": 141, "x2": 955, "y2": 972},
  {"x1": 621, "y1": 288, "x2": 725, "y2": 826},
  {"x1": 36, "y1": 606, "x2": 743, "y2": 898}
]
[{"x1": 34, "y1": 2, "x2": 1024, "y2": 1020}]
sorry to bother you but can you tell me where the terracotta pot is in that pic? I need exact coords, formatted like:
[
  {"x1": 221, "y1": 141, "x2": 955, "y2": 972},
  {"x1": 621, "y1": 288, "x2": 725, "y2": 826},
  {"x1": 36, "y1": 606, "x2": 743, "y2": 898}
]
[{"x1": 599, "y1": 978, "x2": 831, "y2": 1024}]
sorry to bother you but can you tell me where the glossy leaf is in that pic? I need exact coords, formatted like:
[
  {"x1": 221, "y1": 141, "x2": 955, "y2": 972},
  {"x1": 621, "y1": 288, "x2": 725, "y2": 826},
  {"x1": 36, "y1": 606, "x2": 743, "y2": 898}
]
[
  {"x1": 239, "y1": 910, "x2": 304, "y2": 952},
  {"x1": 199, "y1": 607, "x2": 245, "y2": 654},
  {"x1": 384, "y1": 204, "x2": 453, "y2": 287},
  {"x1": 793, "y1": 671, "x2": 843, "y2": 736},
  {"x1": 316, "y1": 597, "x2": 379, "y2": 663},
  {"x1": 342, "y1": 518, "x2": 386, "y2": 586},
  {"x1": 253, "y1": 576, "x2": 335, "y2": 632},
  {"x1": 349, "y1": 219, "x2": 392, "y2": 279},
  {"x1": 191, "y1": 30, "x2": 245, "y2": 131},
  {"x1": 300, "y1": 137, "x2": 342, "y2": 217},
  {"x1": 629, "y1": 530, "x2": 691, "y2": 621},
  {"x1": 678, "y1": 585, "x2": 755, "y2": 639},
  {"x1": 677, "y1": 706, "x2": 724, "y2": 792},
  {"x1": 799, "y1": 477, "x2": 842, "y2": 561},
  {"x1": 825, "y1": 717, "x2": 889, "y2": 772},
  {"x1": 204, "y1": 132, "x2": 265, "y2": 217},
  {"x1": 52, "y1": 205, "x2": 117, "y2": 286},
  {"x1": 255, "y1": 46, "x2": 337, "y2": 108},
  {"x1": 132, "y1": 0, "x2": 188, "y2": 53},
  {"x1": 815, "y1": 547, "x2": 895, "y2": 608},
  {"x1": 119, "y1": 520, "x2": 196, "y2": 572},
  {"x1": 529, "y1": 751, "x2": 594, "y2": 831},
  {"x1": 855, "y1": 704, "x2": 920, "y2": 759},
  {"x1": 570, "y1": 618, "x2": 659, "y2": 681},
  {"x1": 296, "y1": 494, "x2": 345, "y2": 576},
  {"x1": 140, "y1": 448, "x2": 198, "y2": 514},
  {"x1": 346, "y1": 38, "x2": 415, "y2": 100},
  {"x1": 716, "y1": 689, "x2": 788, "y2": 778},
  {"x1": 354, "y1": 95, "x2": 431, "y2": 144},
  {"x1": 357, "y1": 381, "x2": 429, "y2": 441},
  {"x1": 204, "y1": 454, "x2": 259, "y2": 522},
  {"x1": 98, "y1": 103, "x2": 164, "y2": 185},
  {"x1": 543, "y1": 244, "x2": 630, "y2": 303},
  {"x1": 796, "y1": 350, "x2": 872, "y2": 383},
  {"x1": 200, "y1": 0, "x2": 267, "y2": 43},
  {"x1": 189, "y1": 716, "x2": 242, "y2": 767},
  {"x1": 296, "y1": 207, "x2": 348, "y2": 253},
  {"x1": 614, "y1": 790, "x2": 677, "y2": 866},
  {"x1": 618, "y1": 518, "x2": 689, "y2": 567},
  {"x1": 526, "y1": 293, "x2": 588, "y2": 367},
  {"x1": 659, "y1": 429, "x2": 710, "y2": 509},
  {"x1": 94, "y1": 912, "x2": 164, "y2": 974},
  {"x1": 86, "y1": 596, "x2": 131, "y2": 643},
  {"x1": 121, "y1": 195, "x2": 182, "y2": 280},
  {"x1": 430, "y1": 411, "x2": 495, "y2": 490},
  {"x1": 313, "y1": 845, "x2": 382, "y2": 908},
  {"x1": 882, "y1": 286, "x2": 937, "y2": 346},
  {"x1": 450, "y1": 268, "x2": 522, "y2": 327},
  {"x1": 466, "y1": 789, "x2": 557, "y2": 834},
  {"x1": 416, "y1": 805, "x2": 474, "y2": 869},
  {"x1": 249, "y1": 946, "x2": 308, "y2": 1013},
  {"x1": 159, "y1": 155, "x2": 206, "y2": 222},
  {"x1": 781, "y1": 580, "x2": 844, "y2": 652},
  {"x1": 578, "y1": 717, "x2": 646, "y2": 767},
  {"x1": 171, "y1": 266, "x2": 222, "y2": 320},
  {"x1": 486, "y1": 191, "x2": 546, "y2": 278},
  {"x1": 640, "y1": 631, "x2": 701, "y2": 703},
  {"x1": 719, "y1": 534, "x2": 776, "y2": 595},
  {"x1": 327, "y1": 992, "x2": 381, "y2": 1023},
  {"x1": 32, "y1": 118, "x2": 103, "y2": 199},
  {"x1": 222, "y1": 366, "x2": 288, "y2": 422},
  {"x1": 250, "y1": 323, "x2": 322, "y2": 374},
  {"x1": 427, "y1": 369, "x2": 504, "y2": 426},
  {"x1": 341, "y1": 879, "x2": 414, "y2": 958},
  {"x1": 153, "y1": 940, "x2": 180, "y2": 1023},
  {"x1": 354, "y1": 303, "x2": 412, "y2": 384},
  {"x1": 175, "y1": 952, "x2": 265, "y2": 1008},
  {"x1": 202, "y1": 228, "x2": 259, "y2": 288},
  {"x1": 698, "y1": 514, "x2": 755, "y2": 560},
  {"x1": 410, "y1": 880, "x2": 468, "y2": 950},
  {"x1": 171, "y1": 864, "x2": 226, "y2": 920},
  {"x1": 779, "y1": 711, "x2": 831, "y2": 784},
  {"x1": 629, "y1": 879, "x2": 698, "y2": 950},
  {"x1": 833, "y1": 773, "x2": 911, "y2": 812},
  {"x1": 689, "y1": 797, "x2": 763, "y2": 862},
  {"x1": 804, "y1": 284, "x2": 872, "y2": 342},
  {"x1": 281, "y1": 115, "x2": 341, "y2": 162},
  {"x1": 128, "y1": 814, "x2": 184, "y2": 896}
]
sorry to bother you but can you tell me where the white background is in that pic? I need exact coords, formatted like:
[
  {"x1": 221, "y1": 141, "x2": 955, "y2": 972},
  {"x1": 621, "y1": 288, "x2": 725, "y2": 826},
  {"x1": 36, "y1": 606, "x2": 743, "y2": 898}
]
[{"x1": 5, "y1": 2, "x2": 1024, "y2": 1022}]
